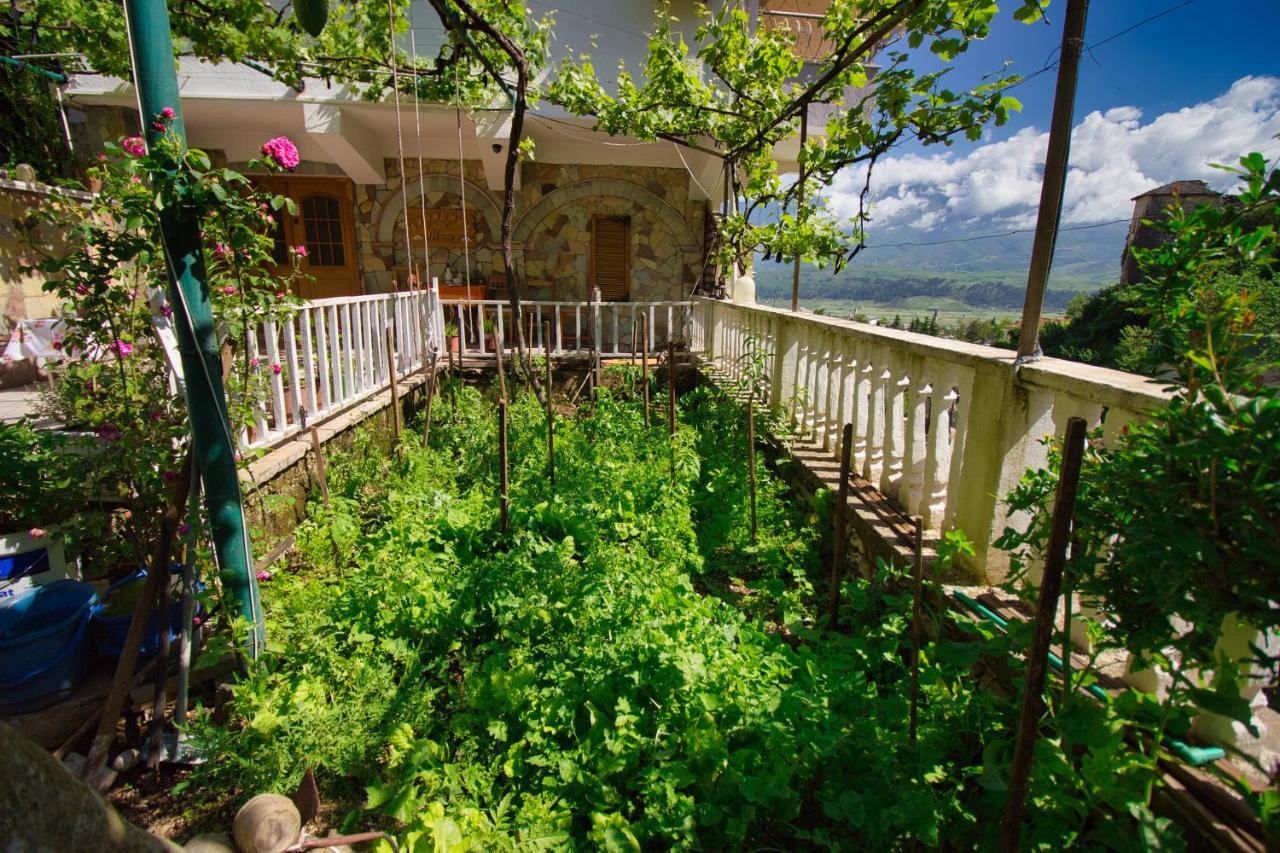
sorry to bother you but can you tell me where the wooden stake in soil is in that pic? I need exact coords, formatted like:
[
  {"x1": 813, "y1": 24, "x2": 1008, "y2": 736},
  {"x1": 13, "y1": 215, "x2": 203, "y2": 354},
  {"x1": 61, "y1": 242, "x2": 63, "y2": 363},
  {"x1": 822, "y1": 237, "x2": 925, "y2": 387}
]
[
  {"x1": 667, "y1": 340, "x2": 677, "y2": 437},
  {"x1": 828, "y1": 423, "x2": 853, "y2": 627},
  {"x1": 667, "y1": 340, "x2": 677, "y2": 481},
  {"x1": 909, "y1": 516, "x2": 924, "y2": 747},
  {"x1": 544, "y1": 320, "x2": 555, "y2": 490},
  {"x1": 145, "y1": 564, "x2": 172, "y2": 771},
  {"x1": 999, "y1": 415, "x2": 1088, "y2": 852},
  {"x1": 494, "y1": 320, "x2": 508, "y2": 402},
  {"x1": 747, "y1": 395, "x2": 758, "y2": 546},
  {"x1": 498, "y1": 399, "x2": 510, "y2": 534},
  {"x1": 385, "y1": 326, "x2": 402, "y2": 449},
  {"x1": 641, "y1": 313, "x2": 651, "y2": 427},
  {"x1": 83, "y1": 450, "x2": 194, "y2": 786},
  {"x1": 309, "y1": 426, "x2": 330, "y2": 508},
  {"x1": 422, "y1": 358, "x2": 437, "y2": 449}
]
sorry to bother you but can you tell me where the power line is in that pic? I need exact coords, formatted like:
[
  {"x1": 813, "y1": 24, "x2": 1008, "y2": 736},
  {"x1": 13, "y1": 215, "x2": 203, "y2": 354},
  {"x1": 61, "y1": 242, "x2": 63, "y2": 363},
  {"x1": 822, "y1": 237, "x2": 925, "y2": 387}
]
[{"x1": 863, "y1": 217, "x2": 1128, "y2": 249}]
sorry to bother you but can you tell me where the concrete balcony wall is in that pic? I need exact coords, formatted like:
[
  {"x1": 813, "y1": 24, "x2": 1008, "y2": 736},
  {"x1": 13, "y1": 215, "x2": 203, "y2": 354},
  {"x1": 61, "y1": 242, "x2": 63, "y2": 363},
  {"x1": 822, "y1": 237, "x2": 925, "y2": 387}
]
[{"x1": 688, "y1": 296, "x2": 1173, "y2": 584}]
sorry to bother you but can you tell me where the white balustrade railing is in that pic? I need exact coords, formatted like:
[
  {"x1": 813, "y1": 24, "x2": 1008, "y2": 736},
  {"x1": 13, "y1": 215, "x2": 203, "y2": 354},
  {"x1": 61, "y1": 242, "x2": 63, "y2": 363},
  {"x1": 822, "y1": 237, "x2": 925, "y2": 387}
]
[
  {"x1": 688, "y1": 296, "x2": 1173, "y2": 581},
  {"x1": 439, "y1": 295, "x2": 692, "y2": 360},
  {"x1": 236, "y1": 285, "x2": 444, "y2": 450}
]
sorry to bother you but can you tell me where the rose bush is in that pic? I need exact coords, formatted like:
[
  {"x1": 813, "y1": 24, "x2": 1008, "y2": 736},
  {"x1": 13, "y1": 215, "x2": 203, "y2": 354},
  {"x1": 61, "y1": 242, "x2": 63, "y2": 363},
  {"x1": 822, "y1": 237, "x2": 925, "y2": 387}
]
[{"x1": 11, "y1": 109, "x2": 309, "y2": 576}]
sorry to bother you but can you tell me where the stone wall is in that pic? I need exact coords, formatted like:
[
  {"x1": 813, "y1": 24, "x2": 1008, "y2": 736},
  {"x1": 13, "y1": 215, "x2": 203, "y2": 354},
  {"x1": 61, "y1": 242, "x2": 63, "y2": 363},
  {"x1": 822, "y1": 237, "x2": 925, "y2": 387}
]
[
  {"x1": 1, "y1": 179, "x2": 91, "y2": 336},
  {"x1": 365, "y1": 159, "x2": 707, "y2": 301}
]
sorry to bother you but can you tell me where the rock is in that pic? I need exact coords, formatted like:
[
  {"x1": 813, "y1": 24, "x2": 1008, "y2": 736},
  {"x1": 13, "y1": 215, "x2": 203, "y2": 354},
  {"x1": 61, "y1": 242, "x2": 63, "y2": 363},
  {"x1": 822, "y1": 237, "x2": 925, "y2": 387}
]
[
  {"x1": 182, "y1": 833, "x2": 237, "y2": 853},
  {"x1": 0, "y1": 724, "x2": 172, "y2": 851},
  {"x1": 233, "y1": 794, "x2": 302, "y2": 853},
  {"x1": 113, "y1": 749, "x2": 142, "y2": 772}
]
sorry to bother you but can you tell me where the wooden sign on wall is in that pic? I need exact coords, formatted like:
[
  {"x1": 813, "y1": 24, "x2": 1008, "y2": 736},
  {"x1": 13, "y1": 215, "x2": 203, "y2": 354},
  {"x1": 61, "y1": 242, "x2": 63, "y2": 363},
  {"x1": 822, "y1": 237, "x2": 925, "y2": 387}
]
[{"x1": 407, "y1": 206, "x2": 481, "y2": 249}]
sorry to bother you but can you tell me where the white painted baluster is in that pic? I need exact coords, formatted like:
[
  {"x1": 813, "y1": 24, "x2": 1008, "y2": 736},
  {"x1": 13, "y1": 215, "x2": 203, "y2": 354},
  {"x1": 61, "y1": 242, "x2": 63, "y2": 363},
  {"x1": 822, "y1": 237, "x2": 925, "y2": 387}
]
[
  {"x1": 264, "y1": 319, "x2": 288, "y2": 433},
  {"x1": 574, "y1": 305, "x2": 582, "y2": 352},
  {"x1": 322, "y1": 305, "x2": 337, "y2": 409},
  {"x1": 921, "y1": 373, "x2": 958, "y2": 530},
  {"x1": 283, "y1": 315, "x2": 303, "y2": 426},
  {"x1": 342, "y1": 302, "x2": 357, "y2": 399},
  {"x1": 899, "y1": 366, "x2": 929, "y2": 515},
  {"x1": 863, "y1": 356, "x2": 888, "y2": 485},
  {"x1": 667, "y1": 304, "x2": 674, "y2": 345},
  {"x1": 246, "y1": 326, "x2": 269, "y2": 440},
  {"x1": 611, "y1": 303, "x2": 619, "y2": 356},
  {"x1": 647, "y1": 307, "x2": 655, "y2": 356},
  {"x1": 301, "y1": 308, "x2": 319, "y2": 415},
  {"x1": 881, "y1": 358, "x2": 909, "y2": 497},
  {"x1": 941, "y1": 367, "x2": 975, "y2": 533},
  {"x1": 476, "y1": 303, "x2": 488, "y2": 357}
]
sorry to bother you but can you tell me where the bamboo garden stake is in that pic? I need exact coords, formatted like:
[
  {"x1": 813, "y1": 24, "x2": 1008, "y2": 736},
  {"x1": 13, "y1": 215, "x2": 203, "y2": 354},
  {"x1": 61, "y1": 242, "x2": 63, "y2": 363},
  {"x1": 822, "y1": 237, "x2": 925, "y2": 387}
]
[
  {"x1": 641, "y1": 313, "x2": 651, "y2": 427},
  {"x1": 909, "y1": 516, "x2": 924, "y2": 747},
  {"x1": 544, "y1": 320, "x2": 555, "y2": 490},
  {"x1": 385, "y1": 326, "x2": 402, "y2": 449},
  {"x1": 999, "y1": 415, "x2": 1088, "y2": 851},
  {"x1": 828, "y1": 423, "x2": 853, "y2": 627},
  {"x1": 498, "y1": 399, "x2": 510, "y2": 534},
  {"x1": 747, "y1": 394, "x2": 758, "y2": 545}
]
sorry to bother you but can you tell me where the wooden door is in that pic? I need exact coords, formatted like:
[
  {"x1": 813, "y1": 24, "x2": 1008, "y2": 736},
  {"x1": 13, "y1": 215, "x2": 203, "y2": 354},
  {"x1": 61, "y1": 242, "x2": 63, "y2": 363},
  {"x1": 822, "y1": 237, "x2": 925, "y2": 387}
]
[
  {"x1": 260, "y1": 177, "x2": 361, "y2": 299},
  {"x1": 590, "y1": 215, "x2": 630, "y2": 301}
]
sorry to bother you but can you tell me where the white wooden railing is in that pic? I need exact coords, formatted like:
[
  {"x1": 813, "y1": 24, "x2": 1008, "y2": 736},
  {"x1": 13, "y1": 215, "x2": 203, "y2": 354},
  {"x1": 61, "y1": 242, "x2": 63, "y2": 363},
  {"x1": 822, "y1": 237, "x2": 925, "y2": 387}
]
[
  {"x1": 440, "y1": 294, "x2": 693, "y2": 360},
  {"x1": 238, "y1": 286, "x2": 444, "y2": 450},
  {"x1": 688, "y1": 297, "x2": 1174, "y2": 581}
]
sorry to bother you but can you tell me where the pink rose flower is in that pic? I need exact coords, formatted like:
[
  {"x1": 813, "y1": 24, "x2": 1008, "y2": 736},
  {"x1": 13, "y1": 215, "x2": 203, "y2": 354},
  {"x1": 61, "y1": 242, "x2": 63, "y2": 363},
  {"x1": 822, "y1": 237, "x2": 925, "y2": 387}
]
[
  {"x1": 213, "y1": 243, "x2": 229, "y2": 259},
  {"x1": 249, "y1": 356, "x2": 260, "y2": 368},
  {"x1": 293, "y1": 245, "x2": 308, "y2": 258},
  {"x1": 192, "y1": 615, "x2": 204, "y2": 628},
  {"x1": 265, "y1": 214, "x2": 274, "y2": 225},
  {"x1": 159, "y1": 304, "x2": 173, "y2": 318},
  {"x1": 52, "y1": 339, "x2": 63, "y2": 351},
  {"x1": 260, "y1": 136, "x2": 300, "y2": 171},
  {"x1": 122, "y1": 136, "x2": 146, "y2": 157},
  {"x1": 112, "y1": 340, "x2": 133, "y2": 357},
  {"x1": 178, "y1": 523, "x2": 190, "y2": 536},
  {"x1": 271, "y1": 363, "x2": 282, "y2": 375},
  {"x1": 222, "y1": 285, "x2": 236, "y2": 296},
  {"x1": 163, "y1": 470, "x2": 179, "y2": 483},
  {"x1": 96, "y1": 153, "x2": 107, "y2": 162},
  {"x1": 274, "y1": 291, "x2": 286, "y2": 299},
  {"x1": 256, "y1": 570, "x2": 272, "y2": 582},
  {"x1": 75, "y1": 283, "x2": 90, "y2": 295},
  {"x1": 160, "y1": 106, "x2": 176, "y2": 119},
  {"x1": 28, "y1": 527, "x2": 46, "y2": 539},
  {"x1": 151, "y1": 121, "x2": 166, "y2": 132}
]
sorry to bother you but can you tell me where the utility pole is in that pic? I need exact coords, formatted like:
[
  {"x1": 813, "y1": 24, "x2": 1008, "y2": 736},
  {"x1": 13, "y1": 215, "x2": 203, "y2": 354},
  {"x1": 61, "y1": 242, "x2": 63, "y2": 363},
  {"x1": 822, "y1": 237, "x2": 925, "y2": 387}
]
[
  {"x1": 1016, "y1": 0, "x2": 1090, "y2": 360},
  {"x1": 125, "y1": 0, "x2": 263, "y2": 657},
  {"x1": 791, "y1": 108, "x2": 809, "y2": 313}
]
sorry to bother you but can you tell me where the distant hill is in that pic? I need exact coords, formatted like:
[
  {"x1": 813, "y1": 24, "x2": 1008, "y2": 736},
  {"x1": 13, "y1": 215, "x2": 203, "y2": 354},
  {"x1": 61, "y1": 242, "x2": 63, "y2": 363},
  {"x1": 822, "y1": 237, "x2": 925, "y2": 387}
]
[{"x1": 753, "y1": 220, "x2": 1126, "y2": 313}]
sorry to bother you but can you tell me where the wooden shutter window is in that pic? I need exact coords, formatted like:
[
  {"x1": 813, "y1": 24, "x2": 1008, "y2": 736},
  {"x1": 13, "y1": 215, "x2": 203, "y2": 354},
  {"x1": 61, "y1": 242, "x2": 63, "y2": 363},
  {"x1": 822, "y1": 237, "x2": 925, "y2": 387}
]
[{"x1": 591, "y1": 215, "x2": 630, "y2": 301}]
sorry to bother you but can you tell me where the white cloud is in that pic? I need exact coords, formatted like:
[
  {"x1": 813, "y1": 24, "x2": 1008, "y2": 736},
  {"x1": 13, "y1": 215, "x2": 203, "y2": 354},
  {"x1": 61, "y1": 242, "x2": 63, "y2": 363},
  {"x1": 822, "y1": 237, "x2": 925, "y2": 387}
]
[{"x1": 824, "y1": 76, "x2": 1280, "y2": 232}]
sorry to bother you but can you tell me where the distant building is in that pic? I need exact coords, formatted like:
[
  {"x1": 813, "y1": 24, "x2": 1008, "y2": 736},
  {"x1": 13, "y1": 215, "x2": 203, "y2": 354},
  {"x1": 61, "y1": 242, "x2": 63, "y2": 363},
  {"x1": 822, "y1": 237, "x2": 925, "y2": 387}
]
[{"x1": 1120, "y1": 180, "x2": 1222, "y2": 285}]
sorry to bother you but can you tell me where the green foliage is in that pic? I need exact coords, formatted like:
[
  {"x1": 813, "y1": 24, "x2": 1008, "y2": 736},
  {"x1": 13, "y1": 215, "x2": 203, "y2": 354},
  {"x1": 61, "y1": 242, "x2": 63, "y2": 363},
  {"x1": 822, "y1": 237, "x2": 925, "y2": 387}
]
[
  {"x1": 17, "y1": 117, "x2": 305, "y2": 572},
  {"x1": 551, "y1": 1, "x2": 1048, "y2": 274},
  {"x1": 1038, "y1": 284, "x2": 1151, "y2": 369},
  {"x1": 0, "y1": 64, "x2": 78, "y2": 179},
  {"x1": 999, "y1": 154, "x2": 1280, "y2": 786},
  {"x1": 189, "y1": 377, "x2": 1183, "y2": 848}
]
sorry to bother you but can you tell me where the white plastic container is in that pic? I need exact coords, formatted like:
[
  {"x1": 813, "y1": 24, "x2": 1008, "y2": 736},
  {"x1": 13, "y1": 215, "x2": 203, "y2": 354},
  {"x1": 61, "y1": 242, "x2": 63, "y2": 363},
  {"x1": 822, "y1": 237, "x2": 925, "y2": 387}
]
[{"x1": 0, "y1": 530, "x2": 77, "y2": 605}]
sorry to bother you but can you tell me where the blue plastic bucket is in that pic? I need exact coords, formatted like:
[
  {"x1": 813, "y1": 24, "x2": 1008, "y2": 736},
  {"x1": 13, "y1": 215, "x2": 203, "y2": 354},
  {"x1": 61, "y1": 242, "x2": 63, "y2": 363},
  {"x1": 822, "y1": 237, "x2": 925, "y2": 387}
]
[
  {"x1": 90, "y1": 568, "x2": 197, "y2": 660},
  {"x1": 0, "y1": 580, "x2": 99, "y2": 713}
]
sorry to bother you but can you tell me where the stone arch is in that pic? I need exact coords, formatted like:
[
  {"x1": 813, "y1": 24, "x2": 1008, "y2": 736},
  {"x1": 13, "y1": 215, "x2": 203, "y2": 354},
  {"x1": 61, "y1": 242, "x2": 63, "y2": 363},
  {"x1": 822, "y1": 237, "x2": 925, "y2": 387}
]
[
  {"x1": 374, "y1": 173, "x2": 502, "y2": 245},
  {"x1": 512, "y1": 178, "x2": 698, "y2": 250}
]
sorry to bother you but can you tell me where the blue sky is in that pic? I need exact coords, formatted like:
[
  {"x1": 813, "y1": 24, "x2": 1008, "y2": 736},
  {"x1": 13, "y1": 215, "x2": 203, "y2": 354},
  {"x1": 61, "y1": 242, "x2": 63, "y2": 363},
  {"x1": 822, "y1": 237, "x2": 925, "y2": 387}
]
[{"x1": 824, "y1": 0, "x2": 1280, "y2": 235}]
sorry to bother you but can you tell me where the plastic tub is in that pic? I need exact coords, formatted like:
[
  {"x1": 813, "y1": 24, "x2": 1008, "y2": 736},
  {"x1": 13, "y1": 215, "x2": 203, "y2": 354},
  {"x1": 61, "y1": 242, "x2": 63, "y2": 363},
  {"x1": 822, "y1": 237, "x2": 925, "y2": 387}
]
[
  {"x1": 91, "y1": 568, "x2": 199, "y2": 660},
  {"x1": 0, "y1": 579, "x2": 99, "y2": 713}
]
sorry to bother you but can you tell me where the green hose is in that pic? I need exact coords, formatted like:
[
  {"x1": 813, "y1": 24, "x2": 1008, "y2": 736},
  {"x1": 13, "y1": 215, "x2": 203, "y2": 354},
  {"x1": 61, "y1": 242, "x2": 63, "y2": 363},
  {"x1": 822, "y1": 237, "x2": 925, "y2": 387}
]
[{"x1": 950, "y1": 590, "x2": 1223, "y2": 766}]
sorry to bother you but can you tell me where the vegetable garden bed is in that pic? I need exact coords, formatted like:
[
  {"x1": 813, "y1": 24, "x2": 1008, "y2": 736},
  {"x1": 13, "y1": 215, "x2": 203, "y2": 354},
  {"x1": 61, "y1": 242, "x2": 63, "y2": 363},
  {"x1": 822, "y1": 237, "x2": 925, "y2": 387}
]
[{"x1": 177, "y1": 369, "x2": 1199, "y2": 849}]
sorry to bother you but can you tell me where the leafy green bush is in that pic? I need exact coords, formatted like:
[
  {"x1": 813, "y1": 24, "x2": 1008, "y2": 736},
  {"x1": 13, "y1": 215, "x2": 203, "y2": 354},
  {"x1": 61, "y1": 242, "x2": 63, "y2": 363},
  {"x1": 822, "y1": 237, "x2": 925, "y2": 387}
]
[{"x1": 189, "y1": 376, "x2": 1186, "y2": 848}]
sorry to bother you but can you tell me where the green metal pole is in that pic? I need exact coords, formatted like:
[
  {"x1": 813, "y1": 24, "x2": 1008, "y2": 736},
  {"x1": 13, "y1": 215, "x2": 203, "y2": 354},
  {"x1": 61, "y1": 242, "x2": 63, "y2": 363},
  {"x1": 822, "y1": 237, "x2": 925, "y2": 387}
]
[{"x1": 124, "y1": 0, "x2": 264, "y2": 659}]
